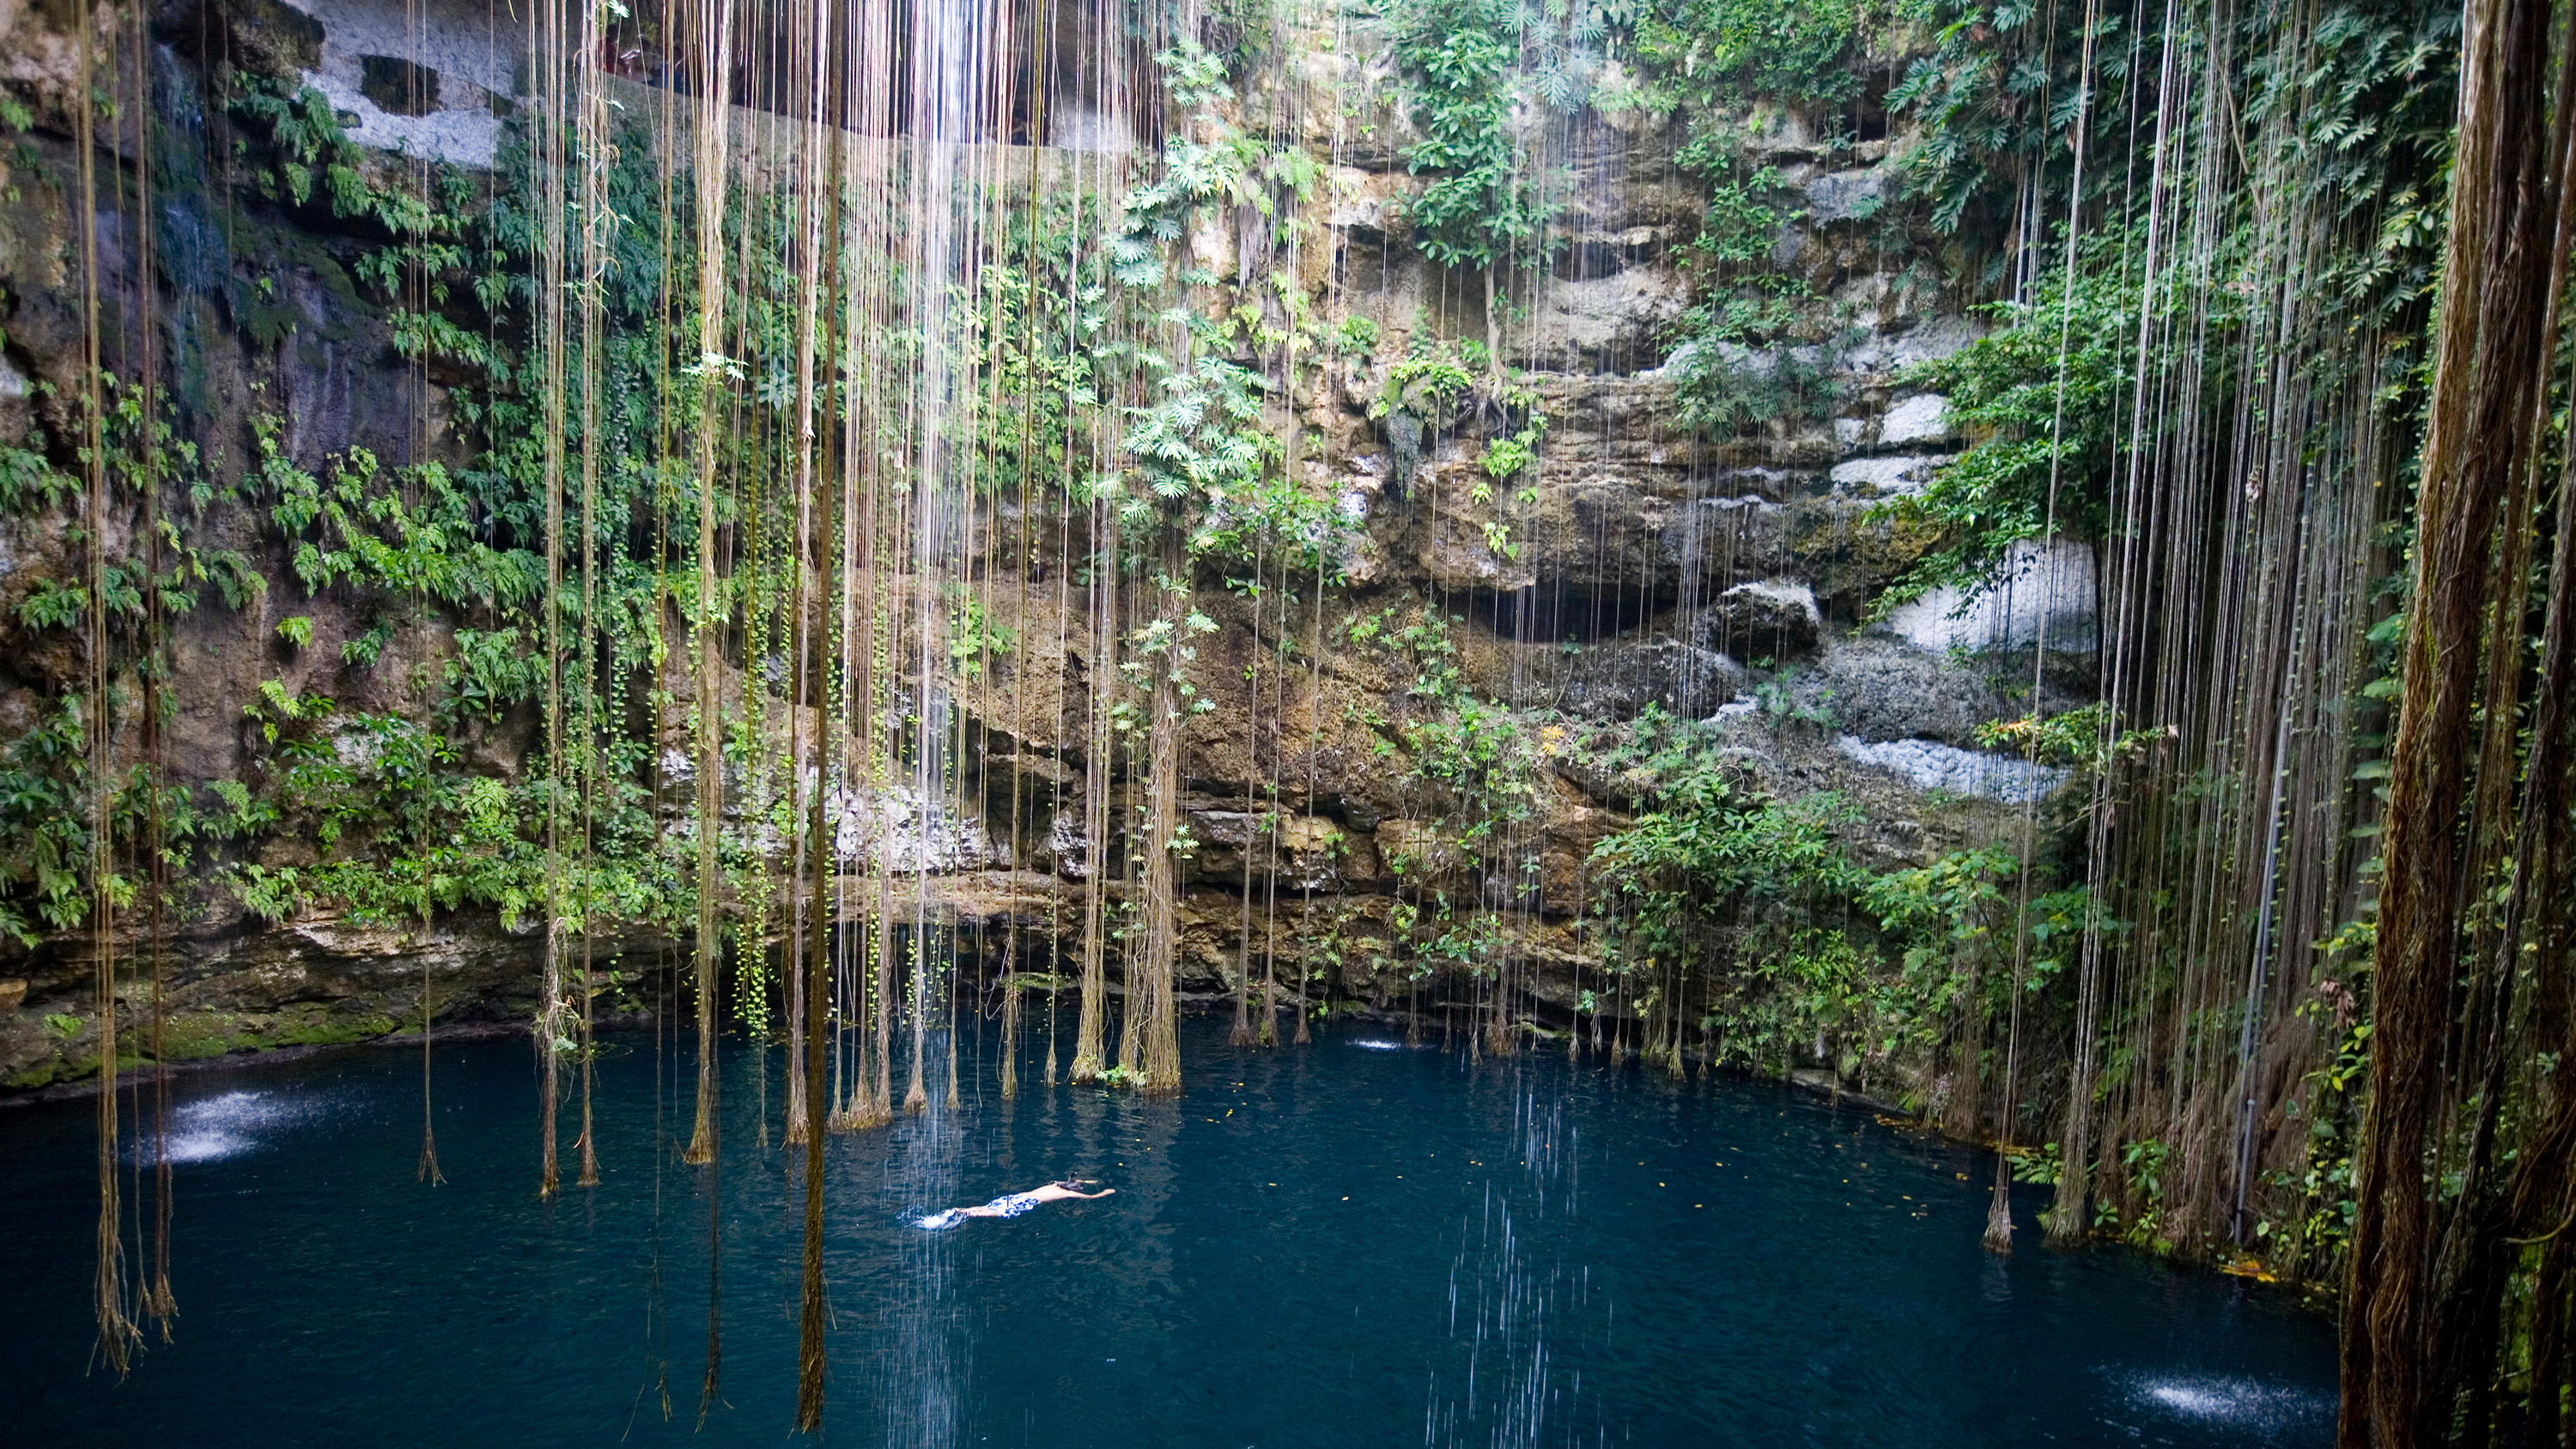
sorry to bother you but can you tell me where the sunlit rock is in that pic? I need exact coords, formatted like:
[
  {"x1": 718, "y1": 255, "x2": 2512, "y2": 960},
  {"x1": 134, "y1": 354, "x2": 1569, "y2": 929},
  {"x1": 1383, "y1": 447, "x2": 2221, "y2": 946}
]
[
  {"x1": 1884, "y1": 537, "x2": 2099, "y2": 656},
  {"x1": 1878, "y1": 393, "x2": 1952, "y2": 445},
  {"x1": 1835, "y1": 735, "x2": 2069, "y2": 803},
  {"x1": 1829, "y1": 454, "x2": 1948, "y2": 496}
]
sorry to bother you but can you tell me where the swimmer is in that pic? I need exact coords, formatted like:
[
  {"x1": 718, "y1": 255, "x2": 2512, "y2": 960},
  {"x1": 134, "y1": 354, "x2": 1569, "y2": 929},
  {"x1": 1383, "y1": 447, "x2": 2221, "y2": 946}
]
[{"x1": 916, "y1": 1179, "x2": 1114, "y2": 1230}]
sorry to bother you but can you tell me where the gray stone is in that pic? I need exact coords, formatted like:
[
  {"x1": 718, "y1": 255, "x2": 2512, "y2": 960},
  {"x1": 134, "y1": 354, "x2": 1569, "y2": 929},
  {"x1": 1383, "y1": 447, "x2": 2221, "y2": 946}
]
[
  {"x1": 1559, "y1": 639, "x2": 1747, "y2": 720},
  {"x1": 1829, "y1": 454, "x2": 1948, "y2": 496},
  {"x1": 1835, "y1": 735, "x2": 2069, "y2": 803},
  {"x1": 283, "y1": 0, "x2": 512, "y2": 165},
  {"x1": 1800, "y1": 635, "x2": 2012, "y2": 747},
  {"x1": 1805, "y1": 167, "x2": 1889, "y2": 224},
  {"x1": 1839, "y1": 314, "x2": 1985, "y2": 374},
  {"x1": 1703, "y1": 579, "x2": 1821, "y2": 658},
  {"x1": 1879, "y1": 393, "x2": 1952, "y2": 445},
  {"x1": 1883, "y1": 537, "x2": 2099, "y2": 655},
  {"x1": 1514, "y1": 265, "x2": 1693, "y2": 373}
]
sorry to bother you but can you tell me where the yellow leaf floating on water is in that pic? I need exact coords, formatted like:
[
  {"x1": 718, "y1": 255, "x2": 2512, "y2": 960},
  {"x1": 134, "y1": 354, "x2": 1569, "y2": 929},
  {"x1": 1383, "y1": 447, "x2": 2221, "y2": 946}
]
[{"x1": 2219, "y1": 1258, "x2": 2278, "y2": 1283}]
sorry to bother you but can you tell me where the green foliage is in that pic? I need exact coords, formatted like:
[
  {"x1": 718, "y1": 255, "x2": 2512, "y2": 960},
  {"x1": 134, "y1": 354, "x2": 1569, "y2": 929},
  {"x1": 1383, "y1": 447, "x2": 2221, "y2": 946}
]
[
  {"x1": 1868, "y1": 233, "x2": 2137, "y2": 609},
  {"x1": 230, "y1": 81, "x2": 371, "y2": 217},
  {"x1": 2008, "y1": 1140, "x2": 2063, "y2": 1183},
  {"x1": 244, "y1": 677, "x2": 332, "y2": 747},
  {"x1": 948, "y1": 590, "x2": 1018, "y2": 679},
  {"x1": 2240, "y1": 0, "x2": 2458, "y2": 327},
  {"x1": 1886, "y1": 0, "x2": 2136, "y2": 238},
  {"x1": 1652, "y1": 129, "x2": 1837, "y2": 434},
  {"x1": 1586, "y1": 711, "x2": 1866, "y2": 955},
  {"x1": 1122, "y1": 351, "x2": 1274, "y2": 512},
  {"x1": 1971, "y1": 702, "x2": 2164, "y2": 776},
  {"x1": 1389, "y1": 0, "x2": 1547, "y2": 272},
  {"x1": 1482, "y1": 417, "x2": 1544, "y2": 482},
  {"x1": 16, "y1": 579, "x2": 91, "y2": 632},
  {"x1": 1631, "y1": 0, "x2": 1865, "y2": 105},
  {"x1": 0, "y1": 444, "x2": 75, "y2": 514},
  {"x1": 1373, "y1": 334, "x2": 1480, "y2": 423},
  {"x1": 229, "y1": 78, "x2": 463, "y2": 239},
  {"x1": 1862, "y1": 845, "x2": 2015, "y2": 977},
  {"x1": 2102, "y1": 1137, "x2": 2171, "y2": 1244},
  {"x1": 0, "y1": 697, "x2": 96, "y2": 943},
  {"x1": 436, "y1": 628, "x2": 543, "y2": 729},
  {"x1": 247, "y1": 415, "x2": 544, "y2": 606}
]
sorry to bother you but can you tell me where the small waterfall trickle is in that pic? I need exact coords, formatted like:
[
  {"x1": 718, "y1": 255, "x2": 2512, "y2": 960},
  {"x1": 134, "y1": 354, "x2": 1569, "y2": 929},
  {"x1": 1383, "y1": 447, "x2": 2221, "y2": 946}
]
[{"x1": 1425, "y1": 1069, "x2": 1594, "y2": 1449}]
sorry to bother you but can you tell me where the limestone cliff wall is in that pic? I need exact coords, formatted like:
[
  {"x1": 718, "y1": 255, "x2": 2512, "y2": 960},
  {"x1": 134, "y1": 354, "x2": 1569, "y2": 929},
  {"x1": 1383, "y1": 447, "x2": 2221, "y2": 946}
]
[{"x1": 0, "y1": 0, "x2": 2095, "y2": 1092}]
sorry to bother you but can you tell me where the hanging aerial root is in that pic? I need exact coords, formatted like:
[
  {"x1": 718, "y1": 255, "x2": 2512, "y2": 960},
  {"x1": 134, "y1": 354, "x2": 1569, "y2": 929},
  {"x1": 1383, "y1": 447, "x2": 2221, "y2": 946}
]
[{"x1": 1983, "y1": 1158, "x2": 2015, "y2": 1256}]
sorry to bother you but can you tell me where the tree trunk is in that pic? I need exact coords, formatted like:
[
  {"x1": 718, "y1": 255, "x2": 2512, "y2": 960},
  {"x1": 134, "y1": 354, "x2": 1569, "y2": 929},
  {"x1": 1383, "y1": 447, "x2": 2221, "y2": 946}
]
[
  {"x1": 1128, "y1": 528, "x2": 1186, "y2": 1095},
  {"x1": 2339, "y1": 0, "x2": 2555, "y2": 1434},
  {"x1": 1069, "y1": 504, "x2": 1114, "y2": 1083}
]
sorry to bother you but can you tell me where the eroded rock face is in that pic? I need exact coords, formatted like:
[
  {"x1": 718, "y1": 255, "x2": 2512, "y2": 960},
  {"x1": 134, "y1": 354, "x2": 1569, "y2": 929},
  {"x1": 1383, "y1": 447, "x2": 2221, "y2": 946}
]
[
  {"x1": 1559, "y1": 638, "x2": 1748, "y2": 720},
  {"x1": 1705, "y1": 579, "x2": 1821, "y2": 660}
]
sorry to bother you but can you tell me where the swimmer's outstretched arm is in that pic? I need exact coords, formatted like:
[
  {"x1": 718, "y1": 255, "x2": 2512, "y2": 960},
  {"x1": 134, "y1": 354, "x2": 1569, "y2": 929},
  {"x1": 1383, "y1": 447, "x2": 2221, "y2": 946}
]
[
  {"x1": 920, "y1": 1184, "x2": 1115, "y2": 1228},
  {"x1": 1028, "y1": 1183, "x2": 1115, "y2": 1202}
]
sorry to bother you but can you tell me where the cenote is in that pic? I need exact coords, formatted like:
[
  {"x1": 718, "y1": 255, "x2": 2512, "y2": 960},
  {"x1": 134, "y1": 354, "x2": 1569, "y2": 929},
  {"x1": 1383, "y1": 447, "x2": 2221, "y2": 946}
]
[
  {"x1": 0, "y1": 1020, "x2": 2335, "y2": 1446},
  {"x1": 8, "y1": 0, "x2": 2574, "y2": 1437}
]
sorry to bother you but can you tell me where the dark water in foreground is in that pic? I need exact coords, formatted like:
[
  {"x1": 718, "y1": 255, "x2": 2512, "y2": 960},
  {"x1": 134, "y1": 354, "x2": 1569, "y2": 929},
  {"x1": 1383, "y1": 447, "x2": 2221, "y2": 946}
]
[{"x1": 0, "y1": 1016, "x2": 2336, "y2": 1448}]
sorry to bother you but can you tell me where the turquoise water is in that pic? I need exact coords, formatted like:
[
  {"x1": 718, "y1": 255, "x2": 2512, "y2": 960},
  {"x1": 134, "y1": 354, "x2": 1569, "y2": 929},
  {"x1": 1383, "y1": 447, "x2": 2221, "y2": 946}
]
[{"x1": 0, "y1": 1017, "x2": 2336, "y2": 1446}]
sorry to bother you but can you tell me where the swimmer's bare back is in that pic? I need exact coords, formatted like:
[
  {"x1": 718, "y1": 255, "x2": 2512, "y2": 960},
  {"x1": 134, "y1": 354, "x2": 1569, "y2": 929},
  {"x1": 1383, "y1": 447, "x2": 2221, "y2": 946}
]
[{"x1": 916, "y1": 1179, "x2": 1114, "y2": 1230}]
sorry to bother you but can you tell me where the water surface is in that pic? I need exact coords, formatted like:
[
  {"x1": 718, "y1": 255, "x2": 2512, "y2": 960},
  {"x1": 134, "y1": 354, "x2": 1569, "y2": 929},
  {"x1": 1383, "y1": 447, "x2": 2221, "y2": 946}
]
[{"x1": 0, "y1": 1017, "x2": 2337, "y2": 1446}]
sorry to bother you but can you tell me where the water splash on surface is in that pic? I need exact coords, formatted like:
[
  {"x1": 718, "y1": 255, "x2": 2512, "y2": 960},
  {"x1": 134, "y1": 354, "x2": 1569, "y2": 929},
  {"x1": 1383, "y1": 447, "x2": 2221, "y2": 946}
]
[
  {"x1": 1425, "y1": 1070, "x2": 1591, "y2": 1449},
  {"x1": 131, "y1": 1089, "x2": 341, "y2": 1165},
  {"x1": 2119, "y1": 1371, "x2": 2336, "y2": 1437}
]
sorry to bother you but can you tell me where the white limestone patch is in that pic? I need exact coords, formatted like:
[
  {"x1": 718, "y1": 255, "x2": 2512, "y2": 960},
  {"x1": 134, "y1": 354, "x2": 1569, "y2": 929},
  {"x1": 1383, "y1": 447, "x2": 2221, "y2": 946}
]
[
  {"x1": 1840, "y1": 314, "x2": 1985, "y2": 373},
  {"x1": 1884, "y1": 537, "x2": 2098, "y2": 654},
  {"x1": 286, "y1": 0, "x2": 519, "y2": 95},
  {"x1": 284, "y1": 0, "x2": 517, "y2": 166},
  {"x1": 1045, "y1": 810, "x2": 1090, "y2": 878},
  {"x1": 829, "y1": 783, "x2": 1007, "y2": 875},
  {"x1": 1829, "y1": 453, "x2": 1948, "y2": 495},
  {"x1": 1836, "y1": 735, "x2": 2068, "y2": 803},
  {"x1": 295, "y1": 68, "x2": 501, "y2": 167},
  {"x1": 1879, "y1": 392, "x2": 1951, "y2": 445}
]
